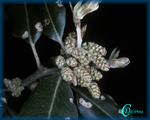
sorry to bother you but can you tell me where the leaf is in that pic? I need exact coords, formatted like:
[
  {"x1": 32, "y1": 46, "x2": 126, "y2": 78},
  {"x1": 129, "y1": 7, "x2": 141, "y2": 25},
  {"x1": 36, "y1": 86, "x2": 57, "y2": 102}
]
[
  {"x1": 108, "y1": 48, "x2": 118, "y2": 61},
  {"x1": 5, "y1": 4, "x2": 42, "y2": 44},
  {"x1": 73, "y1": 1, "x2": 82, "y2": 17},
  {"x1": 81, "y1": 24, "x2": 87, "y2": 38},
  {"x1": 37, "y1": 3, "x2": 66, "y2": 43},
  {"x1": 75, "y1": 87, "x2": 132, "y2": 119},
  {"x1": 19, "y1": 76, "x2": 78, "y2": 118}
]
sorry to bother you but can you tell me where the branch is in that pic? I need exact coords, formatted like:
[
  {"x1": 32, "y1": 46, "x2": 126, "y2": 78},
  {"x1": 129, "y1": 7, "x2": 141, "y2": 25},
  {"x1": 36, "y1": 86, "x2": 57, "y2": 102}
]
[
  {"x1": 30, "y1": 43, "x2": 41, "y2": 68},
  {"x1": 76, "y1": 24, "x2": 82, "y2": 48},
  {"x1": 21, "y1": 66, "x2": 60, "y2": 86},
  {"x1": 24, "y1": 2, "x2": 42, "y2": 69}
]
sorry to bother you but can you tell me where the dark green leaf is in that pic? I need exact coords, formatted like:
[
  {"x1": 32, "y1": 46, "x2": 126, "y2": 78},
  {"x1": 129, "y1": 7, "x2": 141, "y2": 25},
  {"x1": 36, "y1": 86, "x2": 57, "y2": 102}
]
[
  {"x1": 75, "y1": 87, "x2": 132, "y2": 119},
  {"x1": 38, "y1": 3, "x2": 66, "y2": 43},
  {"x1": 19, "y1": 76, "x2": 78, "y2": 118},
  {"x1": 5, "y1": 4, "x2": 42, "y2": 44}
]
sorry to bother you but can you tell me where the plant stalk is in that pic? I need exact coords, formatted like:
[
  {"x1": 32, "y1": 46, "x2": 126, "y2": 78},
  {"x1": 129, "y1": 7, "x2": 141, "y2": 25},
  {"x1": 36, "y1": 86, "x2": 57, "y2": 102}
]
[
  {"x1": 21, "y1": 66, "x2": 59, "y2": 86},
  {"x1": 76, "y1": 23, "x2": 82, "y2": 48},
  {"x1": 24, "y1": 2, "x2": 42, "y2": 69},
  {"x1": 30, "y1": 42, "x2": 41, "y2": 69}
]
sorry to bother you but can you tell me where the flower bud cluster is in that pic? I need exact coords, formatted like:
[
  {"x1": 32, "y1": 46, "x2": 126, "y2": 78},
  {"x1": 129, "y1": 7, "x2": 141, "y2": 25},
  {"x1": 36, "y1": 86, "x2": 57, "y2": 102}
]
[
  {"x1": 55, "y1": 33, "x2": 111, "y2": 99},
  {"x1": 88, "y1": 82, "x2": 100, "y2": 99},
  {"x1": 3, "y1": 78, "x2": 24, "y2": 97}
]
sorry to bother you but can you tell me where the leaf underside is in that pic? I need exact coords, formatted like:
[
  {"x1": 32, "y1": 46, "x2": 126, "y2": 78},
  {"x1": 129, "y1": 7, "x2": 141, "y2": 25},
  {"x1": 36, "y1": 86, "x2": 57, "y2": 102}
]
[{"x1": 19, "y1": 76, "x2": 78, "y2": 118}]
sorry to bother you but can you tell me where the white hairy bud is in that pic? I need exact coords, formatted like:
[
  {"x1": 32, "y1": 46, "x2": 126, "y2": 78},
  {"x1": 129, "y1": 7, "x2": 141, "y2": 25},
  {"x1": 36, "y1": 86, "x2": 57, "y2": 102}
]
[{"x1": 73, "y1": 1, "x2": 99, "y2": 20}]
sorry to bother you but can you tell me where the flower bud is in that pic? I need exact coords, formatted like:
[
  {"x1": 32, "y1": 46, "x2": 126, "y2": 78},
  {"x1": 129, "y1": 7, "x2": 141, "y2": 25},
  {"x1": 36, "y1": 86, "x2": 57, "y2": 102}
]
[
  {"x1": 8, "y1": 83, "x2": 16, "y2": 91},
  {"x1": 66, "y1": 57, "x2": 78, "y2": 67},
  {"x1": 3, "y1": 78, "x2": 11, "y2": 88},
  {"x1": 82, "y1": 42, "x2": 88, "y2": 49},
  {"x1": 12, "y1": 77, "x2": 22, "y2": 86},
  {"x1": 74, "y1": 66, "x2": 92, "y2": 83},
  {"x1": 64, "y1": 38, "x2": 76, "y2": 55},
  {"x1": 91, "y1": 53, "x2": 110, "y2": 71},
  {"x1": 90, "y1": 67, "x2": 103, "y2": 80},
  {"x1": 17, "y1": 86, "x2": 24, "y2": 92},
  {"x1": 11, "y1": 90, "x2": 21, "y2": 97},
  {"x1": 88, "y1": 82, "x2": 100, "y2": 99},
  {"x1": 61, "y1": 66, "x2": 74, "y2": 82},
  {"x1": 88, "y1": 42, "x2": 107, "y2": 56},
  {"x1": 72, "y1": 48, "x2": 87, "y2": 60},
  {"x1": 77, "y1": 78, "x2": 90, "y2": 87},
  {"x1": 79, "y1": 57, "x2": 90, "y2": 65},
  {"x1": 55, "y1": 55, "x2": 66, "y2": 68}
]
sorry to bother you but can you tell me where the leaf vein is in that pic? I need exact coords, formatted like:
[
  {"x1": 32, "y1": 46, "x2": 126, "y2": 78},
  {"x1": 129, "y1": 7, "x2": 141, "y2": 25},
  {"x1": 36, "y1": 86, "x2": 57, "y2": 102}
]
[{"x1": 48, "y1": 76, "x2": 61, "y2": 118}]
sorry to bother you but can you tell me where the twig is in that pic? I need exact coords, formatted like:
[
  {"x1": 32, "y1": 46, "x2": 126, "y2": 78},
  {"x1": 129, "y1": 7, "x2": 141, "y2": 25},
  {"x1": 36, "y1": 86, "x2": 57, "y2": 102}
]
[
  {"x1": 24, "y1": 2, "x2": 42, "y2": 69},
  {"x1": 76, "y1": 24, "x2": 82, "y2": 48},
  {"x1": 30, "y1": 43, "x2": 41, "y2": 69},
  {"x1": 21, "y1": 66, "x2": 60, "y2": 86},
  {"x1": 69, "y1": 2, "x2": 83, "y2": 48}
]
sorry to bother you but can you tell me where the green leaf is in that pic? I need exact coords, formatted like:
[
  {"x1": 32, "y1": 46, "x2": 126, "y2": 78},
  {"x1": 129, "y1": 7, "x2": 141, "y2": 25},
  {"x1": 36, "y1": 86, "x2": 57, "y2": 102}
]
[
  {"x1": 38, "y1": 3, "x2": 66, "y2": 43},
  {"x1": 19, "y1": 76, "x2": 78, "y2": 118},
  {"x1": 75, "y1": 87, "x2": 132, "y2": 119},
  {"x1": 5, "y1": 4, "x2": 42, "y2": 44}
]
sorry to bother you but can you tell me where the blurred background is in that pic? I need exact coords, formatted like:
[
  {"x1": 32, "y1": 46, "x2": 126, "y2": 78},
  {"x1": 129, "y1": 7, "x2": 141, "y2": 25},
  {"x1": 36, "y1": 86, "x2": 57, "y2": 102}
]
[{"x1": 4, "y1": 3, "x2": 146, "y2": 116}]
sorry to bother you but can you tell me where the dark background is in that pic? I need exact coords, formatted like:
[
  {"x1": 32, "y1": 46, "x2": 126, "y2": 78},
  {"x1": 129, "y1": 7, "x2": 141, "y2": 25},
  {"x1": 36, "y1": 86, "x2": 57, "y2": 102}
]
[{"x1": 4, "y1": 4, "x2": 146, "y2": 116}]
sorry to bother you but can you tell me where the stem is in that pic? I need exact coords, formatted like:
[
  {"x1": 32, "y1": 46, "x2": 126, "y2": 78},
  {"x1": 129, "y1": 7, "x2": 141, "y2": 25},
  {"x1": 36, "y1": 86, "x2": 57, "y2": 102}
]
[
  {"x1": 76, "y1": 24, "x2": 82, "y2": 48},
  {"x1": 24, "y1": 2, "x2": 42, "y2": 69},
  {"x1": 69, "y1": 2, "x2": 83, "y2": 48},
  {"x1": 30, "y1": 43, "x2": 41, "y2": 69},
  {"x1": 21, "y1": 66, "x2": 59, "y2": 86}
]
